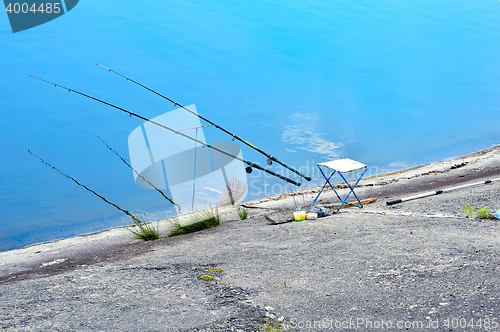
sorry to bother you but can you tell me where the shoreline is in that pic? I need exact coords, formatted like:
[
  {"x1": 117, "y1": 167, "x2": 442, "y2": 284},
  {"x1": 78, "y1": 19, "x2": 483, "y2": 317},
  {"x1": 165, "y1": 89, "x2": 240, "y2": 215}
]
[
  {"x1": 1, "y1": 146, "x2": 500, "y2": 283},
  {"x1": 1, "y1": 147, "x2": 500, "y2": 330},
  {"x1": 244, "y1": 145, "x2": 500, "y2": 205},
  {"x1": 12, "y1": 145, "x2": 500, "y2": 252}
]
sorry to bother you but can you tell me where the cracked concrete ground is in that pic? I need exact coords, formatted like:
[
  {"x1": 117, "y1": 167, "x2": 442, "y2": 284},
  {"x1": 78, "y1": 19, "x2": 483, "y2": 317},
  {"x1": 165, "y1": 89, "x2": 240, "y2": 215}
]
[{"x1": 1, "y1": 147, "x2": 500, "y2": 331}]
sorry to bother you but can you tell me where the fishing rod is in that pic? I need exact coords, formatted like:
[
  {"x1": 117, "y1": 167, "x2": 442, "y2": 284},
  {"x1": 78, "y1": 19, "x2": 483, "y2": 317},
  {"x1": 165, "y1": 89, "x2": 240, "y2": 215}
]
[
  {"x1": 95, "y1": 63, "x2": 312, "y2": 182},
  {"x1": 28, "y1": 150, "x2": 142, "y2": 224},
  {"x1": 30, "y1": 76, "x2": 302, "y2": 187},
  {"x1": 95, "y1": 134, "x2": 181, "y2": 212},
  {"x1": 386, "y1": 177, "x2": 500, "y2": 205}
]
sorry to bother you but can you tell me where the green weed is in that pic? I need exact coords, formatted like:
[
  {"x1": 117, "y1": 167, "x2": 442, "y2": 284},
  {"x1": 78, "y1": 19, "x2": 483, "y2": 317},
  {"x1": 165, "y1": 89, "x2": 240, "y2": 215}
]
[
  {"x1": 256, "y1": 318, "x2": 286, "y2": 332},
  {"x1": 168, "y1": 206, "x2": 221, "y2": 237},
  {"x1": 478, "y1": 207, "x2": 493, "y2": 219},
  {"x1": 200, "y1": 275, "x2": 215, "y2": 281},
  {"x1": 208, "y1": 267, "x2": 224, "y2": 272},
  {"x1": 237, "y1": 206, "x2": 248, "y2": 220},
  {"x1": 128, "y1": 214, "x2": 160, "y2": 241},
  {"x1": 461, "y1": 205, "x2": 496, "y2": 219},
  {"x1": 461, "y1": 204, "x2": 475, "y2": 217}
]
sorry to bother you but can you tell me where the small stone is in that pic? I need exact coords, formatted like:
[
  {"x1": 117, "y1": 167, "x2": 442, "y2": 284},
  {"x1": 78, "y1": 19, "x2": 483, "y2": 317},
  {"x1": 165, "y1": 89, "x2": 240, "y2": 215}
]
[{"x1": 265, "y1": 306, "x2": 274, "y2": 311}]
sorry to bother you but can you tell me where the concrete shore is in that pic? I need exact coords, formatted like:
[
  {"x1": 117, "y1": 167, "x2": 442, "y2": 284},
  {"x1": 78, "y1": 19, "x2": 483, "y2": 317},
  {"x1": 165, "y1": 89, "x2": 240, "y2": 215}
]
[{"x1": 1, "y1": 147, "x2": 500, "y2": 331}]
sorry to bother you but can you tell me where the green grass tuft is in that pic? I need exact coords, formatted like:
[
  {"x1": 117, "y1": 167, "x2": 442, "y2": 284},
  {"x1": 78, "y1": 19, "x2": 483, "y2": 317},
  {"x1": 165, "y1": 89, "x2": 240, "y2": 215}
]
[
  {"x1": 255, "y1": 318, "x2": 286, "y2": 332},
  {"x1": 461, "y1": 205, "x2": 496, "y2": 219},
  {"x1": 208, "y1": 267, "x2": 224, "y2": 272},
  {"x1": 200, "y1": 274, "x2": 215, "y2": 281},
  {"x1": 478, "y1": 207, "x2": 493, "y2": 219},
  {"x1": 237, "y1": 206, "x2": 248, "y2": 220},
  {"x1": 461, "y1": 204, "x2": 475, "y2": 217},
  {"x1": 168, "y1": 206, "x2": 221, "y2": 237},
  {"x1": 128, "y1": 214, "x2": 160, "y2": 241}
]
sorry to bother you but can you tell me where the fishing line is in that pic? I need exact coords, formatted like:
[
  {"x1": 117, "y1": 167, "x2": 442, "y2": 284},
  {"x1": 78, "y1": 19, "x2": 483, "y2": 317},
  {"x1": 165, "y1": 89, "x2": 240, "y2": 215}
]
[
  {"x1": 289, "y1": 182, "x2": 298, "y2": 210},
  {"x1": 301, "y1": 179, "x2": 306, "y2": 208}
]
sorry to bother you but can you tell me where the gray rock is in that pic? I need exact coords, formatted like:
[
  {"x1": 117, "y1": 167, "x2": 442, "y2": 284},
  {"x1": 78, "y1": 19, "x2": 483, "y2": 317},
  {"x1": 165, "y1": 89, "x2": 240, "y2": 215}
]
[{"x1": 264, "y1": 209, "x2": 295, "y2": 224}]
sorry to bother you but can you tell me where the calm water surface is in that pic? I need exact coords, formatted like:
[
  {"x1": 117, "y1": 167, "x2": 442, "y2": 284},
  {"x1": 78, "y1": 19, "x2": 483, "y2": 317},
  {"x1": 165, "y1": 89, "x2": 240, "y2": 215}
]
[{"x1": 1, "y1": 0, "x2": 499, "y2": 251}]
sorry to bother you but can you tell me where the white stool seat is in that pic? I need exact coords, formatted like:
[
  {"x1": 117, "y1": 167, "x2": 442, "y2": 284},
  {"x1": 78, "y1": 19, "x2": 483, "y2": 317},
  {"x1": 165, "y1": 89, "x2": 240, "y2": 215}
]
[
  {"x1": 313, "y1": 158, "x2": 368, "y2": 212},
  {"x1": 318, "y1": 158, "x2": 367, "y2": 173}
]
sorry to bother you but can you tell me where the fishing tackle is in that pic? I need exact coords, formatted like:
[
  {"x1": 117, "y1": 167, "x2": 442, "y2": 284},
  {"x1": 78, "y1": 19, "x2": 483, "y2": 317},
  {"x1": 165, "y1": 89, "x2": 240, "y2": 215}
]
[
  {"x1": 30, "y1": 76, "x2": 301, "y2": 187},
  {"x1": 386, "y1": 178, "x2": 500, "y2": 205},
  {"x1": 95, "y1": 134, "x2": 181, "y2": 212},
  {"x1": 95, "y1": 64, "x2": 312, "y2": 182}
]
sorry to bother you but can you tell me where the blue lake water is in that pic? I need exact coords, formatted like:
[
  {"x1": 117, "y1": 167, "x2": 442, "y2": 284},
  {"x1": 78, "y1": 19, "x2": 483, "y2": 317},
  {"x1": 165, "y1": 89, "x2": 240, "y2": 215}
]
[{"x1": 1, "y1": 0, "x2": 499, "y2": 251}]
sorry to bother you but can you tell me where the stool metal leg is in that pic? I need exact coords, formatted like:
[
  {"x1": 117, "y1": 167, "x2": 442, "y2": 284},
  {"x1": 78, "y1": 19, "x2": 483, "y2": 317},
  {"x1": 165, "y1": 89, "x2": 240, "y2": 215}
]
[
  {"x1": 313, "y1": 166, "x2": 340, "y2": 205},
  {"x1": 336, "y1": 168, "x2": 368, "y2": 212},
  {"x1": 314, "y1": 165, "x2": 368, "y2": 212}
]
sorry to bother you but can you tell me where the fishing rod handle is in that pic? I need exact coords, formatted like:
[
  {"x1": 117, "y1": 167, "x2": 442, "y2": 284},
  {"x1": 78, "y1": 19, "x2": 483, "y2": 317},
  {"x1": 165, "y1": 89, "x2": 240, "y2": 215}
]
[
  {"x1": 238, "y1": 137, "x2": 312, "y2": 181},
  {"x1": 221, "y1": 128, "x2": 311, "y2": 181},
  {"x1": 245, "y1": 160, "x2": 301, "y2": 187},
  {"x1": 386, "y1": 199, "x2": 402, "y2": 205}
]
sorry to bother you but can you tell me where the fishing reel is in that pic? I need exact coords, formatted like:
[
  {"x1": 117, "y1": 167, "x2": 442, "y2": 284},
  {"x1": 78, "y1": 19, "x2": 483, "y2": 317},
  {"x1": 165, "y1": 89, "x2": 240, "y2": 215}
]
[{"x1": 245, "y1": 166, "x2": 253, "y2": 174}]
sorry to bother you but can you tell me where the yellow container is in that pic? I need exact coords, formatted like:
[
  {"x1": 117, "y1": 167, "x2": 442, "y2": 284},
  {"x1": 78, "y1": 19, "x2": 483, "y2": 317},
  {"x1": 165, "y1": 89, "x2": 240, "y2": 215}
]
[{"x1": 293, "y1": 211, "x2": 306, "y2": 221}]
